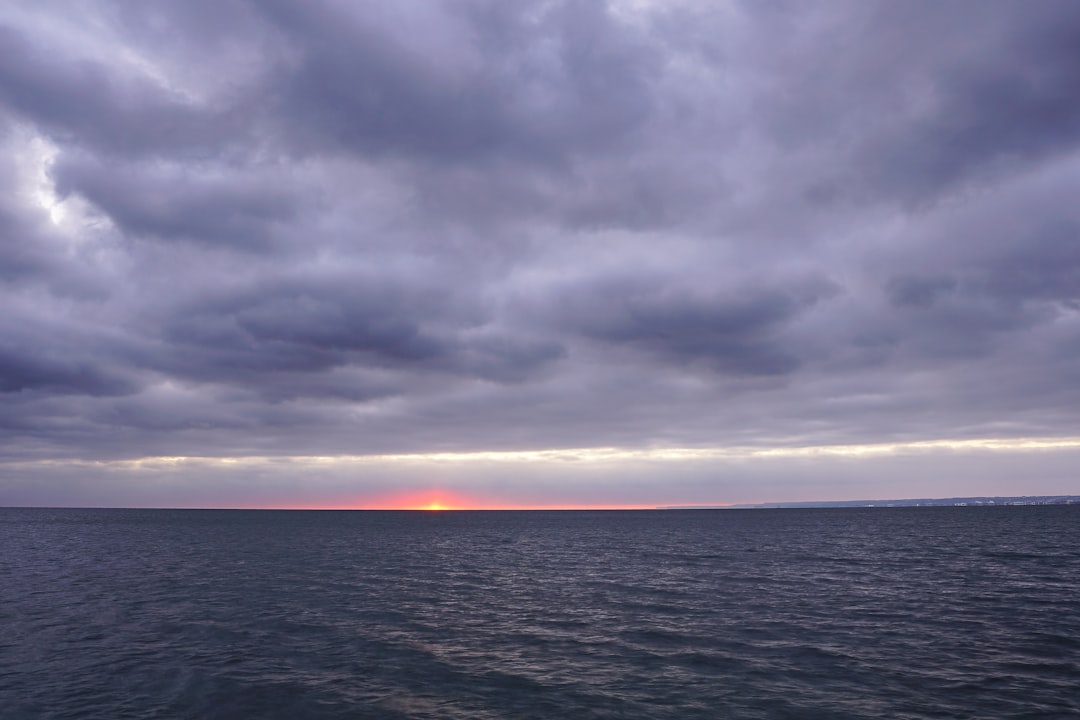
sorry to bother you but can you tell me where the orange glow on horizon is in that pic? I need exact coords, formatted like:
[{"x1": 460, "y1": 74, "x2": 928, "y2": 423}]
[
  {"x1": 275, "y1": 489, "x2": 663, "y2": 510},
  {"x1": 352, "y1": 489, "x2": 479, "y2": 510}
]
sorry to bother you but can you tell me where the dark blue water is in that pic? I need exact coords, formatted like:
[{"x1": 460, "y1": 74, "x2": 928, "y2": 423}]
[{"x1": 2, "y1": 507, "x2": 1078, "y2": 719}]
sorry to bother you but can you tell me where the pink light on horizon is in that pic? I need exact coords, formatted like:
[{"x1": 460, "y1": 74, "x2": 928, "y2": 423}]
[{"x1": 274, "y1": 488, "x2": 664, "y2": 510}]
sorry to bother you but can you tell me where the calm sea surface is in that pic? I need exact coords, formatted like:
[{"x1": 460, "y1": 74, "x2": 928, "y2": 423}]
[{"x1": 2, "y1": 507, "x2": 1078, "y2": 719}]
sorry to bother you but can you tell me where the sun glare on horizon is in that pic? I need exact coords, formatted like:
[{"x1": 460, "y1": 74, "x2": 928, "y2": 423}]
[{"x1": 348, "y1": 490, "x2": 473, "y2": 510}]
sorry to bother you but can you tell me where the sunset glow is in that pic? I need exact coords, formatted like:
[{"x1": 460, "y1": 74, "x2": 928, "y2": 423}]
[
  {"x1": 348, "y1": 489, "x2": 478, "y2": 511},
  {"x1": 279, "y1": 488, "x2": 662, "y2": 511},
  {"x1": 5, "y1": 435, "x2": 1080, "y2": 509}
]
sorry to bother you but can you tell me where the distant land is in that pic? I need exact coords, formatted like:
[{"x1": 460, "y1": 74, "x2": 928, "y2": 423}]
[{"x1": 661, "y1": 495, "x2": 1080, "y2": 509}]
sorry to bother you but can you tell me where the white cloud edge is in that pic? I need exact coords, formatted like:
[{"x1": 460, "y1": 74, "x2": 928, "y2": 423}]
[{"x1": 10, "y1": 435, "x2": 1080, "y2": 471}]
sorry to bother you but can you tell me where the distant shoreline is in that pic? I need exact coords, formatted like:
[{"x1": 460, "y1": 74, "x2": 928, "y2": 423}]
[{"x1": 661, "y1": 495, "x2": 1080, "y2": 509}]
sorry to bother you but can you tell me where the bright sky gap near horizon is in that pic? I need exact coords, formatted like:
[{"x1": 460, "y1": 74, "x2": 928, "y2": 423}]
[{"x1": 2, "y1": 1, "x2": 1079, "y2": 508}]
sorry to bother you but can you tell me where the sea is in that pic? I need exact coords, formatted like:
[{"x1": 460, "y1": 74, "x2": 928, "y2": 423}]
[{"x1": 2, "y1": 506, "x2": 1078, "y2": 720}]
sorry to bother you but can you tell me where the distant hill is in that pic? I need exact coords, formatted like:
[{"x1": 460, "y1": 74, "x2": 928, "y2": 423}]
[{"x1": 661, "y1": 496, "x2": 1080, "y2": 509}]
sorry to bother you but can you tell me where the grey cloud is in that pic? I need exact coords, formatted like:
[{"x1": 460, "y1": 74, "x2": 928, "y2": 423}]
[
  {"x1": 442, "y1": 333, "x2": 565, "y2": 384},
  {"x1": 256, "y1": 0, "x2": 657, "y2": 165},
  {"x1": 892, "y1": 294, "x2": 1051, "y2": 361},
  {"x1": 874, "y1": 158, "x2": 1080, "y2": 358},
  {"x1": 0, "y1": 24, "x2": 246, "y2": 158},
  {"x1": 2, "y1": 0, "x2": 1080, "y2": 502},
  {"x1": 549, "y1": 275, "x2": 836, "y2": 376},
  {"x1": 974, "y1": 221, "x2": 1080, "y2": 305},
  {"x1": 0, "y1": 137, "x2": 55, "y2": 283},
  {"x1": 743, "y1": 1, "x2": 1080, "y2": 208},
  {"x1": 887, "y1": 275, "x2": 957, "y2": 309},
  {"x1": 0, "y1": 311, "x2": 139, "y2": 398},
  {"x1": 0, "y1": 346, "x2": 133, "y2": 396},
  {"x1": 0, "y1": 210, "x2": 50, "y2": 283},
  {"x1": 52, "y1": 157, "x2": 299, "y2": 249},
  {"x1": 145, "y1": 273, "x2": 562, "y2": 398},
  {"x1": 865, "y1": 4, "x2": 1080, "y2": 204}
]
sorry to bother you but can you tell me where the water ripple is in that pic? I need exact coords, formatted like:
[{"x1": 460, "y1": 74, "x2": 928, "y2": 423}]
[{"x1": 2, "y1": 507, "x2": 1078, "y2": 719}]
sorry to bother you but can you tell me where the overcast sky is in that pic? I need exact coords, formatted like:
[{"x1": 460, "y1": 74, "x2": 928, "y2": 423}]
[{"x1": 2, "y1": 0, "x2": 1079, "y2": 508}]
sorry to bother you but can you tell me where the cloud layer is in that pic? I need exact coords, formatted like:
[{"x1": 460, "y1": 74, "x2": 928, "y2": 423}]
[{"x1": 2, "y1": 1, "x2": 1079, "y2": 503}]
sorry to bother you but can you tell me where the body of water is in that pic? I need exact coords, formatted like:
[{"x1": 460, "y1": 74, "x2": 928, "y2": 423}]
[{"x1": 2, "y1": 507, "x2": 1078, "y2": 719}]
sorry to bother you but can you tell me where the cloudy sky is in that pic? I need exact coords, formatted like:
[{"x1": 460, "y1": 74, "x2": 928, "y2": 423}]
[{"x1": 2, "y1": 0, "x2": 1079, "y2": 508}]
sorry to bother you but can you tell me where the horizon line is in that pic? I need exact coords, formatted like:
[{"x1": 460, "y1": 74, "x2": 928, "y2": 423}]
[{"x1": 4, "y1": 494, "x2": 1078, "y2": 512}]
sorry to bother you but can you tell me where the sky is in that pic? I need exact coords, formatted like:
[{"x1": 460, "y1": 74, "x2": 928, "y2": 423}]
[{"x1": 2, "y1": 0, "x2": 1080, "y2": 509}]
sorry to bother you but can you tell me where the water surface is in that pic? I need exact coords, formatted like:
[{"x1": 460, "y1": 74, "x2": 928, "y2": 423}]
[{"x1": 2, "y1": 507, "x2": 1078, "y2": 719}]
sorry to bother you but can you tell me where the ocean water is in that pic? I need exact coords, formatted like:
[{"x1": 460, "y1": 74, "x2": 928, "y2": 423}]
[{"x1": 2, "y1": 507, "x2": 1078, "y2": 720}]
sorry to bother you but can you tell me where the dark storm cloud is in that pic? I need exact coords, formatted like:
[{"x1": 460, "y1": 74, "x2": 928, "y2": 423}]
[
  {"x1": 0, "y1": 300, "x2": 139, "y2": 400},
  {"x1": 864, "y1": 3, "x2": 1080, "y2": 204},
  {"x1": 1, "y1": 0, "x2": 1080, "y2": 499},
  {"x1": 871, "y1": 158, "x2": 1080, "y2": 359},
  {"x1": 547, "y1": 274, "x2": 836, "y2": 376},
  {"x1": 743, "y1": 1, "x2": 1080, "y2": 208},
  {"x1": 129, "y1": 270, "x2": 565, "y2": 406},
  {"x1": 257, "y1": 0, "x2": 657, "y2": 165},
  {"x1": 52, "y1": 156, "x2": 299, "y2": 250},
  {"x1": 0, "y1": 345, "x2": 133, "y2": 397},
  {"x1": 0, "y1": 25, "x2": 245, "y2": 157}
]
